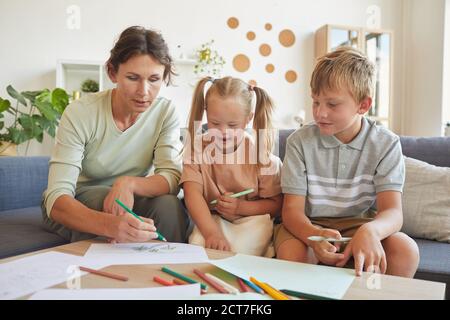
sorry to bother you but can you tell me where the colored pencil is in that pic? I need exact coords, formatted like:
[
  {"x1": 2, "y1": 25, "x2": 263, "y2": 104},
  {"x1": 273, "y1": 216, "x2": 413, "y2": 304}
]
[
  {"x1": 153, "y1": 276, "x2": 174, "y2": 286},
  {"x1": 249, "y1": 277, "x2": 289, "y2": 300},
  {"x1": 242, "y1": 278, "x2": 264, "y2": 294},
  {"x1": 237, "y1": 278, "x2": 250, "y2": 293},
  {"x1": 172, "y1": 278, "x2": 207, "y2": 294},
  {"x1": 280, "y1": 289, "x2": 337, "y2": 300},
  {"x1": 115, "y1": 198, "x2": 167, "y2": 241},
  {"x1": 79, "y1": 266, "x2": 128, "y2": 282},
  {"x1": 161, "y1": 266, "x2": 208, "y2": 290},
  {"x1": 193, "y1": 269, "x2": 229, "y2": 294},
  {"x1": 205, "y1": 273, "x2": 239, "y2": 295},
  {"x1": 209, "y1": 188, "x2": 254, "y2": 205}
]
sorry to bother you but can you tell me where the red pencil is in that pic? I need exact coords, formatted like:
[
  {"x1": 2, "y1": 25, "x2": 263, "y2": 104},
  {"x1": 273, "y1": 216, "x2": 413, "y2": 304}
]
[
  {"x1": 153, "y1": 276, "x2": 174, "y2": 286},
  {"x1": 193, "y1": 269, "x2": 229, "y2": 294},
  {"x1": 237, "y1": 277, "x2": 250, "y2": 292},
  {"x1": 79, "y1": 266, "x2": 128, "y2": 282}
]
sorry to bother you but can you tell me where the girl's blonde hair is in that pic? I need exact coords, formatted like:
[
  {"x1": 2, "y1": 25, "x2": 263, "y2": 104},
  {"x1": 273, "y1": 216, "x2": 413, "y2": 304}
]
[
  {"x1": 187, "y1": 76, "x2": 274, "y2": 165},
  {"x1": 310, "y1": 47, "x2": 376, "y2": 103}
]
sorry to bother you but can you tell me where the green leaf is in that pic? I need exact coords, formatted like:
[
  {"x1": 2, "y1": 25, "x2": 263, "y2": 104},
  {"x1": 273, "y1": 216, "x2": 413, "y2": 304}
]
[
  {"x1": 7, "y1": 127, "x2": 29, "y2": 144},
  {"x1": 0, "y1": 97, "x2": 11, "y2": 113},
  {"x1": 51, "y1": 88, "x2": 69, "y2": 114},
  {"x1": 34, "y1": 100, "x2": 58, "y2": 121},
  {"x1": 35, "y1": 89, "x2": 51, "y2": 103},
  {"x1": 6, "y1": 85, "x2": 27, "y2": 106},
  {"x1": 22, "y1": 90, "x2": 45, "y2": 104},
  {"x1": 18, "y1": 114, "x2": 43, "y2": 140}
]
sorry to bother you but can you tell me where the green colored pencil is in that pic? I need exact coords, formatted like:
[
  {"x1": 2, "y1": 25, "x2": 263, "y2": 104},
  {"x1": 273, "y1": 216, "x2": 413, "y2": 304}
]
[
  {"x1": 209, "y1": 188, "x2": 254, "y2": 205},
  {"x1": 161, "y1": 267, "x2": 208, "y2": 290},
  {"x1": 114, "y1": 198, "x2": 167, "y2": 242},
  {"x1": 280, "y1": 289, "x2": 337, "y2": 300}
]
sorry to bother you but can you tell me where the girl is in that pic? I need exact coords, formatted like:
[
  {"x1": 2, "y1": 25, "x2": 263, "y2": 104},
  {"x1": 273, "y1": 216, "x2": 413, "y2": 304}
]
[{"x1": 180, "y1": 76, "x2": 283, "y2": 256}]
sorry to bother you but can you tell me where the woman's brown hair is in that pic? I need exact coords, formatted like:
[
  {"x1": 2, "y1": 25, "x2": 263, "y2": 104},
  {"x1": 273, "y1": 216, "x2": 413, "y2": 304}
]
[{"x1": 106, "y1": 26, "x2": 176, "y2": 85}]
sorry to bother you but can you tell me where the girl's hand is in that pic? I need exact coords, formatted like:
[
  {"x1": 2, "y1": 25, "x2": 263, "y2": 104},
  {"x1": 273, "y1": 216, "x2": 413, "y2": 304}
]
[
  {"x1": 309, "y1": 228, "x2": 344, "y2": 266},
  {"x1": 204, "y1": 233, "x2": 231, "y2": 251},
  {"x1": 107, "y1": 215, "x2": 157, "y2": 243},
  {"x1": 103, "y1": 176, "x2": 134, "y2": 216},
  {"x1": 336, "y1": 224, "x2": 387, "y2": 276},
  {"x1": 215, "y1": 192, "x2": 242, "y2": 218}
]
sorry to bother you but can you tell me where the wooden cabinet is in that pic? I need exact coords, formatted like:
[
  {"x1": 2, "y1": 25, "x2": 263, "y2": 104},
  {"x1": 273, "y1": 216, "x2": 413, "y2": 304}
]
[{"x1": 315, "y1": 25, "x2": 393, "y2": 128}]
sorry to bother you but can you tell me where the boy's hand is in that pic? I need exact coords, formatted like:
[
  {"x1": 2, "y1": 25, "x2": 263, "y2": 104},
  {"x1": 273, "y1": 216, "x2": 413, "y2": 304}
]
[
  {"x1": 215, "y1": 192, "x2": 242, "y2": 219},
  {"x1": 205, "y1": 233, "x2": 231, "y2": 251},
  {"x1": 336, "y1": 224, "x2": 387, "y2": 276},
  {"x1": 310, "y1": 228, "x2": 344, "y2": 265}
]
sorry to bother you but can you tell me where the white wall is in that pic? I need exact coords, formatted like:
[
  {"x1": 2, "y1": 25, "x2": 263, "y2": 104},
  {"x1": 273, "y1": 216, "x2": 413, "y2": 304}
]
[
  {"x1": 1, "y1": 0, "x2": 405, "y2": 155},
  {"x1": 402, "y1": 0, "x2": 447, "y2": 136},
  {"x1": 442, "y1": 0, "x2": 450, "y2": 126}
]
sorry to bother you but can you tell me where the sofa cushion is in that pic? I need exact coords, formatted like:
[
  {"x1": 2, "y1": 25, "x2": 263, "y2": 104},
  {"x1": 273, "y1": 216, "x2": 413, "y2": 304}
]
[
  {"x1": 0, "y1": 156, "x2": 50, "y2": 211},
  {"x1": 0, "y1": 206, "x2": 68, "y2": 259},
  {"x1": 414, "y1": 238, "x2": 450, "y2": 299},
  {"x1": 402, "y1": 157, "x2": 450, "y2": 243},
  {"x1": 400, "y1": 136, "x2": 450, "y2": 167}
]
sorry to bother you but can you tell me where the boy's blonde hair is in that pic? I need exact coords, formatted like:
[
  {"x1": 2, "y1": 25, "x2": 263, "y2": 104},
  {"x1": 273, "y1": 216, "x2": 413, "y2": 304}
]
[
  {"x1": 187, "y1": 76, "x2": 274, "y2": 166},
  {"x1": 310, "y1": 47, "x2": 376, "y2": 103}
]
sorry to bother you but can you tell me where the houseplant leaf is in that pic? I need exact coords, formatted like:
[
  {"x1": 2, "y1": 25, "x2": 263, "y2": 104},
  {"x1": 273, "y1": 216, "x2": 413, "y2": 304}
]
[
  {"x1": 51, "y1": 88, "x2": 69, "y2": 114},
  {"x1": 22, "y1": 90, "x2": 45, "y2": 104},
  {"x1": 34, "y1": 100, "x2": 58, "y2": 122},
  {"x1": 6, "y1": 85, "x2": 27, "y2": 106},
  {"x1": 19, "y1": 114, "x2": 43, "y2": 141},
  {"x1": 0, "y1": 97, "x2": 11, "y2": 112},
  {"x1": 7, "y1": 127, "x2": 29, "y2": 145}
]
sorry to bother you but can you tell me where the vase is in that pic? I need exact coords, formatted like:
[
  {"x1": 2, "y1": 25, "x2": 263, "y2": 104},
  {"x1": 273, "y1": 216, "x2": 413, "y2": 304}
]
[{"x1": 0, "y1": 142, "x2": 18, "y2": 156}]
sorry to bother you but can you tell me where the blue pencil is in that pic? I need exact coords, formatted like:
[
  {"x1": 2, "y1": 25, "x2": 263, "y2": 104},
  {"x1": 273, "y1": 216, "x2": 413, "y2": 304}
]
[{"x1": 242, "y1": 278, "x2": 264, "y2": 294}]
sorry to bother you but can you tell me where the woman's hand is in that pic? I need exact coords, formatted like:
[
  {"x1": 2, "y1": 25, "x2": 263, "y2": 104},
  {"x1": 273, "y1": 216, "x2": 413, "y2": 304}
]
[
  {"x1": 204, "y1": 232, "x2": 231, "y2": 251},
  {"x1": 309, "y1": 228, "x2": 344, "y2": 266},
  {"x1": 336, "y1": 224, "x2": 387, "y2": 276},
  {"x1": 103, "y1": 176, "x2": 134, "y2": 216},
  {"x1": 107, "y1": 215, "x2": 158, "y2": 243}
]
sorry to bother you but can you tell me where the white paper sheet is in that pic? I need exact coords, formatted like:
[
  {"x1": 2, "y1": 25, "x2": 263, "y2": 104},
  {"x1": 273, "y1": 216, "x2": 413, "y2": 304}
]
[
  {"x1": 29, "y1": 284, "x2": 201, "y2": 300},
  {"x1": 83, "y1": 242, "x2": 209, "y2": 265},
  {"x1": 0, "y1": 251, "x2": 106, "y2": 300},
  {"x1": 197, "y1": 292, "x2": 273, "y2": 300},
  {"x1": 211, "y1": 254, "x2": 355, "y2": 300}
]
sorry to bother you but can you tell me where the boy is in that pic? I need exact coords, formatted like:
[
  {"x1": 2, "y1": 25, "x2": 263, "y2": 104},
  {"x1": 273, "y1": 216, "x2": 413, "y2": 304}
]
[{"x1": 275, "y1": 47, "x2": 419, "y2": 277}]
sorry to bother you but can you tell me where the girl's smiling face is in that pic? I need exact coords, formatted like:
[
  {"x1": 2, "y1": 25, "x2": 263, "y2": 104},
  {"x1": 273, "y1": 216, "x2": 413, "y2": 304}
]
[{"x1": 206, "y1": 93, "x2": 253, "y2": 151}]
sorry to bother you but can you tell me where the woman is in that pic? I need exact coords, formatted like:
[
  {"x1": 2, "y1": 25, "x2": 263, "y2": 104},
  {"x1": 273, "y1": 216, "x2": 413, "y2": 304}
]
[{"x1": 42, "y1": 26, "x2": 190, "y2": 243}]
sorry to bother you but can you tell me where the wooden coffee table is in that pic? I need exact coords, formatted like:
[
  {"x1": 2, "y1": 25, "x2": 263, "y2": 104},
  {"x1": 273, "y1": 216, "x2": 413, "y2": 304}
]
[{"x1": 1, "y1": 239, "x2": 446, "y2": 300}]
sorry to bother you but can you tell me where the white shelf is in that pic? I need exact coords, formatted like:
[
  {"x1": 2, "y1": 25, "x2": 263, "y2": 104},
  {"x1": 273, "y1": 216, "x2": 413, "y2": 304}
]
[{"x1": 56, "y1": 59, "x2": 114, "y2": 96}]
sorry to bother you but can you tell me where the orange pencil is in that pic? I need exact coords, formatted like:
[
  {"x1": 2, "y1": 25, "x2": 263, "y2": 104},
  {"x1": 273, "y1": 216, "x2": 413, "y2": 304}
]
[
  {"x1": 79, "y1": 266, "x2": 128, "y2": 282},
  {"x1": 237, "y1": 278, "x2": 250, "y2": 292},
  {"x1": 153, "y1": 276, "x2": 174, "y2": 286},
  {"x1": 172, "y1": 278, "x2": 189, "y2": 285},
  {"x1": 193, "y1": 269, "x2": 229, "y2": 294}
]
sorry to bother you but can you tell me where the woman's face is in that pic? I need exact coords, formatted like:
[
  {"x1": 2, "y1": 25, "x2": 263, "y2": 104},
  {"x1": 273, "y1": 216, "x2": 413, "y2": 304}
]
[{"x1": 109, "y1": 54, "x2": 165, "y2": 114}]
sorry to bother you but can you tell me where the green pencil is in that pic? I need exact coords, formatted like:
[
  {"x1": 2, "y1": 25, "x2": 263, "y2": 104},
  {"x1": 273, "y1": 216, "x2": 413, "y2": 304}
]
[
  {"x1": 280, "y1": 289, "x2": 337, "y2": 300},
  {"x1": 161, "y1": 267, "x2": 208, "y2": 290},
  {"x1": 209, "y1": 188, "x2": 254, "y2": 205},
  {"x1": 114, "y1": 198, "x2": 167, "y2": 242}
]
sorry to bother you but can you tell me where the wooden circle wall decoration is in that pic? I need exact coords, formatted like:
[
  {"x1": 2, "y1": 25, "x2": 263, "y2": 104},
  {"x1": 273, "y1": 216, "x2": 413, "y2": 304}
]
[
  {"x1": 227, "y1": 17, "x2": 239, "y2": 29},
  {"x1": 265, "y1": 23, "x2": 272, "y2": 31},
  {"x1": 259, "y1": 44, "x2": 272, "y2": 57},
  {"x1": 233, "y1": 54, "x2": 251, "y2": 72},
  {"x1": 265, "y1": 64, "x2": 275, "y2": 73},
  {"x1": 285, "y1": 70, "x2": 298, "y2": 83},
  {"x1": 279, "y1": 29, "x2": 296, "y2": 47},
  {"x1": 246, "y1": 31, "x2": 256, "y2": 41}
]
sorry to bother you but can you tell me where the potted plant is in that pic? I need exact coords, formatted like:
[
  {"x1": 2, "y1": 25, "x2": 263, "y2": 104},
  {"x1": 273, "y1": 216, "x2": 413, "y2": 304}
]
[
  {"x1": 193, "y1": 40, "x2": 226, "y2": 78},
  {"x1": 81, "y1": 79, "x2": 99, "y2": 94},
  {"x1": 0, "y1": 85, "x2": 69, "y2": 156}
]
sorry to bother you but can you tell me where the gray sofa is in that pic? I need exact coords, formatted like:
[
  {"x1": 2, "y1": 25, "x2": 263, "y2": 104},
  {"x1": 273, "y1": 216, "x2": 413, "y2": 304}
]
[{"x1": 0, "y1": 131, "x2": 448, "y2": 299}]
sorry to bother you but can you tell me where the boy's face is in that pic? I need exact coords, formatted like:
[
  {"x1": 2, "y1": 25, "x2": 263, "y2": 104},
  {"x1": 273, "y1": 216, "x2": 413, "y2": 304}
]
[{"x1": 311, "y1": 87, "x2": 371, "y2": 143}]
